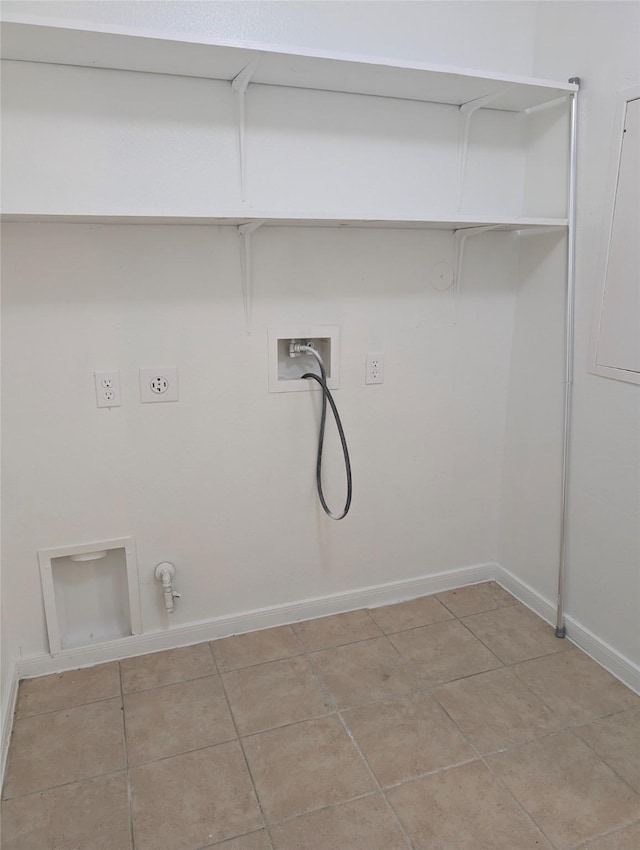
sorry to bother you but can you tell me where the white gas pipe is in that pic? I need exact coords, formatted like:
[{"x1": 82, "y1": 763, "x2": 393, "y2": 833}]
[{"x1": 154, "y1": 562, "x2": 181, "y2": 613}]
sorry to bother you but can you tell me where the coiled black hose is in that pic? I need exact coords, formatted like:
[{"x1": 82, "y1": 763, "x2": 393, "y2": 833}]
[{"x1": 301, "y1": 355, "x2": 352, "y2": 520}]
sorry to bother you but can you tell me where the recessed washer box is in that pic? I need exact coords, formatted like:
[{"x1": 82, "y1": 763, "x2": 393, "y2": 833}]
[
  {"x1": 38, "y1": 538, "x2": 142, "y2": 655},
  {"x1": 268, "y1": 326, "x2": 339, "y2": 393}
]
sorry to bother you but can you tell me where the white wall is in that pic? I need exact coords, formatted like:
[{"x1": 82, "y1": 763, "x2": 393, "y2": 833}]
[
  {"x1": 1, "y1": 60, "x2": 528, "y2": 220},
  {"x1": 4, "y1": 1, "x2": 636, "y2": 688},
  {"x1": 501, "y1": 1, "x2": 640, "y2": 666},
  {"x1": 0, "y1": 1, "x2": 538, "y2": 74},
  {"x1": 0, "y1": 0, "x2": 539, "y2": 681},
  {"x1": 2, "y1": 223, "x2": 518, "y2": 660}
]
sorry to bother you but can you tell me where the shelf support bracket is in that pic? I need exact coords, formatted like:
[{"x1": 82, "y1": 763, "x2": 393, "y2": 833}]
[
  {"x1": 514, "y1": 225, "x2": 566, "y2": 237},
  {"x1": 452, "y1": 224, "x2": 504, "y2": 322},
  {"x1": 457, "y1": 87, "x2": 516, "y2": 211},
  {"x1": 232, "y1": 56, "x2": 261, "y2": 203},
  {"x1": 238, "y1": 219, "x2": 265, "y2": 335},
  {"x1": 524, "y1": 95, "x2": 569, "y2": 116}
]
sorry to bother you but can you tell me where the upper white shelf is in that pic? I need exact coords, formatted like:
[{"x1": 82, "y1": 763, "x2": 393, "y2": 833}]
[
  {"x1": 0, "y1": 18, "x2": 577, "y2": 112},
  {"x1": 0, "y1": 213, "x2": 568, "y2": 231}
]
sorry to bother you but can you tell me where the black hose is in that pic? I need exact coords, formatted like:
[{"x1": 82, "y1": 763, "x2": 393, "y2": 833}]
[{"x1": 301, "y1": 369, "x2": 352, "y2": 520}]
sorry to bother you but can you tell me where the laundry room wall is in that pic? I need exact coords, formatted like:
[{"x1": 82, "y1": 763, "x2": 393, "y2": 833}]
[{"x1": 500, "y1": 0, "x2": 640, "y2": 671}]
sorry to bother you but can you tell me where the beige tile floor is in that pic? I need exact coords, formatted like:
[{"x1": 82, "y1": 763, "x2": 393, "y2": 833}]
[{"x1": 2, "y1": 582, "x2": 639, "y2": 850}]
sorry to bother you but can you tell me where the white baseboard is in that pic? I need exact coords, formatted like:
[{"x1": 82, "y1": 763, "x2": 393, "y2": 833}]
[
  {"x1": 1, "y1": 656, "x2": 19, "y2": 784},
  {"x1": 17, "y1": 561, "x2": 498, "y2": 679},
  {"x1": 5, "y1": 559, "x2": 638, "y2": 787},
  {"x1": 4, "y1": 562, "x2": 492, "y2": 783},
  {"x1": 495, "y1": 565, "x2": 559, "y2": 625},
  {"x1": 496, "y1": 565, "x2": 640, "y2": 695},
  {"x1": 16, "y1": 561, "x2": 640, "y2": 696}
]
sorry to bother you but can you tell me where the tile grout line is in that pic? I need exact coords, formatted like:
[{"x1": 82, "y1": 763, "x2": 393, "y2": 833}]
[
  {"x1": 7, "y1": 594, "x2": 638, "y2": 847},
  {"x1": 303, "y1": 635, "x2": 414, "y2": 841},
  {"x1": 30, "y1": 679, "x2": 624, "y2": 773},
  {"x1": 447, "y1": 715, "x2": 639, "y2": 762},
  {"x1": 438, "y1": 608, "x2": 580, "y2": 701},
  {"x1": 13, "y1": 691, "x2": 123, "y2": 721},
  {"x1": 373, "y1": 627, "x2": 560, "y2": 850},
  {"x1": 215, "y1": 652, "x2": 306, "y2": 675},
  {"x1": 337, "y1": 715, "x2": 415, "y2": 850},
  {"x1": 6, "y1": 652, "x2": 630, "y2": 805},
  {"x1": 120, "y1": 670, "x2": 218, "y2": 696},
  {"x1": 291, "y1": 609, "x2": 384, "y2": 650},
  {"x1": 423, "y1": 605, "x2": 604, "y2": 844},
  {"x1": 299, "y1": 642, "x2": 341, "y2": 714},
  {"x1": 140, "y1": 602, "x2": 571, "y2": 685},
  {"x1": 378, "y1": 755, "x2": 480, "y2": 791},
  {"x1": 375, "y1": 619, "x2": 449, "y2": 691},
  {"x1": 421, "y1": 674, "x2": 560, "y2": 848},
  {"x1": 568, "y1": 725, "x2": 640, "y2": 798},
  {"x1": 221, "y1": 605, "x2": 513, "y2": 671},
  {"x1": 507, "y1": 655, "x2": 571, "y2": 717},
  {"x1": 12, "y1": 667, "x2": 226, "y2": 722},
  {"x1": 486, "y1": 749, "x2": 563, "y2": 843},
  {"x1": 357, "y1": 607, "x2": 387, "y2": 637},
  {"x1": 118, "y1": 660, "x2": 136, "y2": 850},
  {"x1": 262, "y1": 790, "x2": 381, "y2": 840},
  {"x1": 234, "y1": 707, "x2": 338, "y2": 742},
  {"x1": 227, "y1": 651, "x2": 626, "y2": 746},
  {"x1": 445, "y1": 694, "x2": 640, "y2": 758},
  {"x1": 456, "y1": 607, "x2": 575, "y2": 664},
  {"x1": 567, "y1": 818, "x2": 640, "y2": 849},
  {"x1": 452, "y1": 612, "x2": 515, "y2": 667},
  {"x1": 291, "y1": 640, "x2": 401, "y2": 844},
  {"x1": 1, "y1": 700, "x2": 128, "y2": 803},
  {"x1": 377, "y1": 608, "x2": 520, "y2": 696},
  {"x1": 10, "y1": 591, "x2": 560, "y2": 690},
  {"x1": 461, "y1": 732, "x2": 560, "y2": 847},
  {"x1": 303, "y1": 644, "x2": 416, "y2": 850},
  {"x1": 2, "y1": 621, "x2": 598, "y2": 774},
  {"x1": 207, "y1": 641, "x2": 276, "y2": 850},
  {"x1": 197, "y1": 824, "x2": 278, "y2": 850},
  {"x1": 0, "y1": 767, "x2": 129, "y2": 803},
  {"x1": 397, "y1": 664, "x2": 639, "y2": 777},
  {"x1": 426, "y1": 664, "x2": 572, "y2": 753},
  {"x1": 381, "y1": 600, "x2": 563, "y2": 687},
  {"x1": 195, "y1": 825, "x2": 272, "y2": 850},
  {"x1": 431, "y1": 639, "x2": 639, "y2": 740},
  {"x1": 434, "y1": 592, "x2": 522, "y2": 619},
  {"x1": 5, "y1": 613, "x2": 629, "y2": 795},
  {"x1": 112, "y1": 736, "x2": 240, "y2": 771}
]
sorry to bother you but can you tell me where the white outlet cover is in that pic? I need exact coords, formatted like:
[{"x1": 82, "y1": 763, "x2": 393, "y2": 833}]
[
  {"x1": 94, "y1": 370, "x2": 121, "y2": 408},
  {"x1": 140, "y1": 367, "x2": 179, "y2": 403},
  {"x1": 366, "y1": 351, "x2": 384, "y2": 385}
]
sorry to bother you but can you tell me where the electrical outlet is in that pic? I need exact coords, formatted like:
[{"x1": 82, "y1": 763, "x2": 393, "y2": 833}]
[
  {"x1": 139, "y1": 367, "x2": 179, "y2": 403},
  {"x1": 94, "y1": 370, "x2": 121, "y2": 408},
  {"x1": 366, "y1": 352, "x2": 384, "y2": 384}
]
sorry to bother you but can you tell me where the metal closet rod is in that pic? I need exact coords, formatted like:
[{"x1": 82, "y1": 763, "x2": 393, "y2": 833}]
[{"x1": 556, "y1": 77, "x2": 580, "y2": 639}]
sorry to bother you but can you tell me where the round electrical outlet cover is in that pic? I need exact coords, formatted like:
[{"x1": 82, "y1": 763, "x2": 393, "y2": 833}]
[{"x1": 150, "y1": 376, "x2": 169, "y2": 394}]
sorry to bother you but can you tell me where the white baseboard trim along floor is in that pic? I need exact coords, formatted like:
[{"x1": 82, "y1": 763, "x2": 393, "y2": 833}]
[{"x1": 3, "y1": 560, "x2": 639, "y2": 783}]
